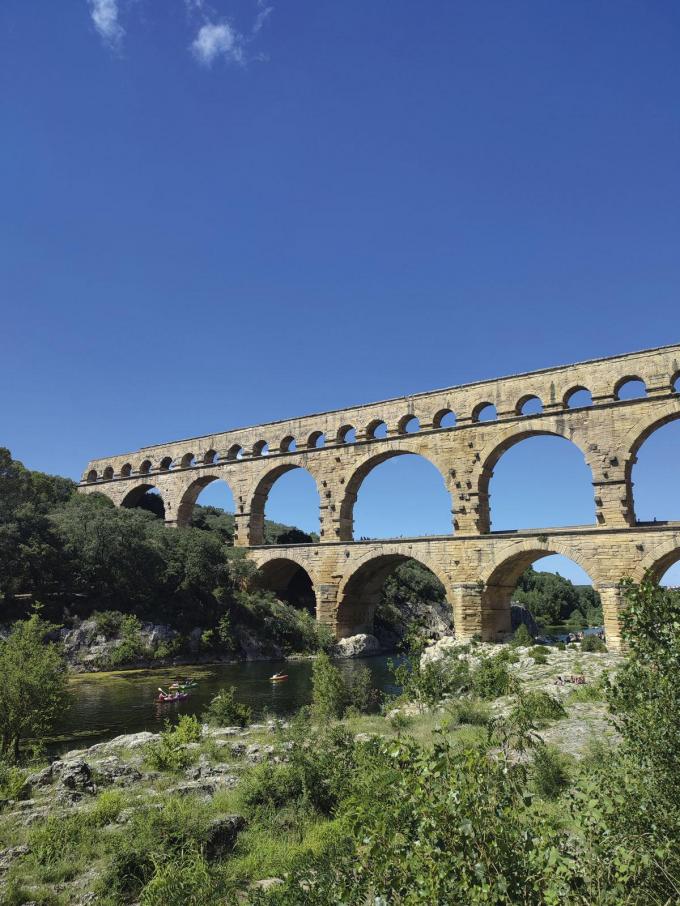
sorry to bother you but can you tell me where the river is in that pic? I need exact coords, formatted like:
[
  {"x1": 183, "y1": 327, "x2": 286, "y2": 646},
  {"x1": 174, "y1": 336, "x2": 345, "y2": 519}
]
[{"x1": 54, "y1": 655, "x2": 402, "y2": 751}]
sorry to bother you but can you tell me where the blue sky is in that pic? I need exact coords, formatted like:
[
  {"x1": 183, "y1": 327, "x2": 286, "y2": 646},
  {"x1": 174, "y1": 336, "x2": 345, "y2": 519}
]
[{"x1": 1, "y1": 1, "x2": 679, "y2": 585}]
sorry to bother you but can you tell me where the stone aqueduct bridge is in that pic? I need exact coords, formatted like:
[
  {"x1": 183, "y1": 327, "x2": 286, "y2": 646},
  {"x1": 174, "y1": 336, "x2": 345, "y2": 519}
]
[{"x1": 79, "y1": 344, "x2": 680, "y2": 650}]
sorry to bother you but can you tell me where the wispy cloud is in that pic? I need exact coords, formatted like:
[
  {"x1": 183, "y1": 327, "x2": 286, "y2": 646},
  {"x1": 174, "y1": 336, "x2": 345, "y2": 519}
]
[
  {"x1": 191, "y1": 21, "x2": 245, "y2": 66},
  {"x1": 253, "y1": 1, "x2": 273, "y2": 35},
  {"x1": 88, "y1": 0, "x2": 125, "y2": 49}
]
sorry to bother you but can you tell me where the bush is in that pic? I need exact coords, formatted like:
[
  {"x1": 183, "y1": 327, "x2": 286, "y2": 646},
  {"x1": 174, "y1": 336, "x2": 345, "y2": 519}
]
[
  {"x1": 529, "y1": 649, "x2": 548, "y2": 665},
  {"x1": 91, "y1": 610, "x2": 125, "y2": 638},
  {"x1": 0, "y1": 760, "x2": 27, "y2": 799},
  {"x1": 30, "y1": 814, "x2": 88, "y2": 865},
  {"x1": 144, "y1": 719, "x2": 201, "y2": 773},
  {"x1": 311, "y1": 653, "x2": 346, "y2": 720},
  {"x1": 512, "y1": 690, "x2": 566, "y2": 726},
  {"x1": 203, "y1": 687, "x2": 252, "y2": 728},
  {"x1": 511, "y1": 623, "x2": 534, "y2": 646},
  {"x1": 531, "y1": 745, "x2": 572, "y2": 799},
  {"x1": 580, "y1": 634, "x2": 607, "y2": 653},
  {"x1": 140, "y1": 853, "x2": 216, "y2": 906},
  {"x1": 444, "y1": 699, "x2": 490, "y2": 727},
  {"x1": 343, "y1": 665, "x2": 376, "y2": 714},
  {"x1": 471, "y1": 655, "x2": 514, "y2": 700}
]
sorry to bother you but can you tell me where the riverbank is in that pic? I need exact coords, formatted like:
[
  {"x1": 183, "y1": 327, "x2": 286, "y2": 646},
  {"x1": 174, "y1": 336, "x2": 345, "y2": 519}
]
[{"x1": 0, "y1": 638, "x2": 623, "y2": 904}]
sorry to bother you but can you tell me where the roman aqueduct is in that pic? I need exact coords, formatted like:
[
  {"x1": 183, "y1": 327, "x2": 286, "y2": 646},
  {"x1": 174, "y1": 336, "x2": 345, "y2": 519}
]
[{"x1": 79, "y1": 344, "x2": 680, "y2": 649}]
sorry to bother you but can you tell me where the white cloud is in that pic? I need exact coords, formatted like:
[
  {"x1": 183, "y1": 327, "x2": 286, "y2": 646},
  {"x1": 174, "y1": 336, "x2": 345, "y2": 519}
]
[
  {"x1": 88, "y1": 0, "x2": 125, "y2": 49},
  {"x1": 191, "y1": 21, "x2": 245, "y2": 66},
  {"x1": 253, "y1": 2, "x2": 273, "y2": 34}
]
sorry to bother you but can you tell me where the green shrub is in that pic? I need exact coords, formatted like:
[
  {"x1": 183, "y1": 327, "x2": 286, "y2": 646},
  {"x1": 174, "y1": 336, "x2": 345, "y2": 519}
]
[
  {"x1": 343, "y1": 665, "x2": 376, "y2": 714},
  {"x1": 531, "y1": 745, "x2": 572, "y2": 799},
  {"x1": 580, "y1": 634, "x2": 607, "y2": 652},
  {"x1": 529, "y1": 649, "x2": 548, "y2": 664},
  {"x1": 203, "y1": 687, "x2": 252, "y2": 728},
  {"x1": 471, "y1": 655, "x2": 514, "y2": 700},
  {"x1": 30, "y1": 814, "x2": 88, "y2": 865},
  {"x1": 87, "y1": 789, "x2": 126, "y2": 827},
  {"x1": 444, "y1": 699, "x2": 490, "y2": 727},
  {"x1": 0, "y1": 760, "x2": 27, "y2": 799},
  {"x1": 91, "y1": 610, "x2": 125, "y2": 637},
  {"x1": 140, "y1": 853, "x2": 216, "y2": 906},
  {"x1": 512, "y1": 690, "x2": 566, "y2": 726},
  {"x1": 511, "y1": 623, "x2": 534, "y2": 646},
  {"x1": 144, "y1": 719, "x2": 201, "y2": 772},
  {"x1": 311, "y1": 653, "x2": 346, "y2": 720}
]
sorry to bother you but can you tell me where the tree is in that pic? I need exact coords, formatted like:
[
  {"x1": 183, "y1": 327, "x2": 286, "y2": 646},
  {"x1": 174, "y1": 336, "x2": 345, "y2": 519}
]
[
  {"x1": 311, "y1": 653, "x2": 347, "y2": 720},
  {"x1": 0, "y1": 612, "x2": 68, "y2": 761}
]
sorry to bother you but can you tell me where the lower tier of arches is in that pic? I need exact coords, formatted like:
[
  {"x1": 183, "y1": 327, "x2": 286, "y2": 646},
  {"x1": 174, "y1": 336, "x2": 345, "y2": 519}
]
[{"x1": 247, "y1": 524, "x2": 680, "y2": 650}]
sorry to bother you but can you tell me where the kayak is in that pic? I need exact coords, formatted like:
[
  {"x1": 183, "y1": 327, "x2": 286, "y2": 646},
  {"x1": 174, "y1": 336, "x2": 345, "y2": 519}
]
[
  {"x1": 270, "y1": 674, "x2": 288, "y2": 683},
  {"x1": 169, "y1": 680, "x2": 198, "y2": 691},
  {"x1": 157, "y1": 688, "x2": 189, "y2": 703}
]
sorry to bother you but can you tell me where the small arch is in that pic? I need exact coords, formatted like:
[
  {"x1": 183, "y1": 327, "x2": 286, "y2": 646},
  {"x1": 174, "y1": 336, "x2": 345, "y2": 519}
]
[
  {"x1": 226, "y1": 444, "x2": 244, "y2": 461},
  {"x1": 138, "y1": 459, "x2": 152, "y2": 475},
  {"x1": 120, "y1": 463, "x2": 132, "y2": 478},
  {"x1": 121, "y1": 484, "x2": 165, "y2": 519},
  {"x1": 516, "y1": 395, "x2": 543, "y2": 416},
  {"x1": 159, "y1": 456, "x2": 173, "y2": 471},
  {"x1": 629, "y1": 416, "x2": 680, "y2": 524},
  {"x1": 672, "y1": 373, "x2": 680, "y2": 394},
  {"x1": 366, "y1": 419, "x2": 388, "y2": 440},
  {"x1": 433, "y1": 408, "x2": 456, "y2": 429},
  {"x1": 255, "y1": 559, "x2": 317, "y2": 614},
  {"x1": 280, "y1": 435, "x2": 297, "y2": 453},
  {"x1": 473, "y1": 402, "x2": 497, "y2": 423},
  {"x1": 615, "y1": 376, "x2": 647, "y2": 401},
  {"x1": 397, "y1": 415, "x2": 420, "y2": 434},
  {"x1": 336, "y1": 553, "x2": 449, "y2": 639},
  {"x1": 202, "y1": 449, "x2": 218, "y2": 464},
  {"x1": 252, "y1": 440, "x2": 269, "y2": 457},
  {"x1": 102, "y1": 466, "x2": 114, "y2": 480},
  {"x1": 564, "y1": 386, "x2": 593, "y2": 409},
  {"x1": 180, "y1": 452, "x2": 196, "y2": 468},
  {"x1": 86, "y1": 469, "x2": 98, "y2": 483},
  {"x1": 337, "y1": 425, "x2": 356, "y2": 444},
  {"x1": 307, "y1": 431, "x2": 325, "y2": 449}
]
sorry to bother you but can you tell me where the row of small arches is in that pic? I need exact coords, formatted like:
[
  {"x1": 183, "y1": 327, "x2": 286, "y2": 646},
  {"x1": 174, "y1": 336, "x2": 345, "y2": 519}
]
[{"x1": 85, "y1": 373, "x2": 680, "y2": 483}]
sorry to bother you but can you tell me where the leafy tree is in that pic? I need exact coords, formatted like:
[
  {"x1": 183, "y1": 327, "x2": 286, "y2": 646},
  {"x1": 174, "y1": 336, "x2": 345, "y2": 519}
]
[
  {"x1": 311, "y1": 653, "x2": 347, "y2": 720},
  {"x1": 0, "y1": 611, "x2": 68, "y2": 760}
]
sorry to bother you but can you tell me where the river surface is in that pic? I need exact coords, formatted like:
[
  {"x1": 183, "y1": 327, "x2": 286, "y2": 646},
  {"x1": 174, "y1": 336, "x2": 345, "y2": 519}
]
[{"x1": 55, "y1": 655, "x2": 402, "y2": 751}]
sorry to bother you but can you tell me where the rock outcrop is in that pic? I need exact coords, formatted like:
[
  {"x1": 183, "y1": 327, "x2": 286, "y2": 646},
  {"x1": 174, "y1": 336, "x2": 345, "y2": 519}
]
[{"x1": 333, "y1": 634, "x2": 381, "y2": 658}]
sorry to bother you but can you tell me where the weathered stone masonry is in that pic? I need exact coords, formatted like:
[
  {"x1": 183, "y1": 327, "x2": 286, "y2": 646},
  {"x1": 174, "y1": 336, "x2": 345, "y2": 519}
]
[{"x1": 79, "y1": 344, "x2": 680, "y2": 649}]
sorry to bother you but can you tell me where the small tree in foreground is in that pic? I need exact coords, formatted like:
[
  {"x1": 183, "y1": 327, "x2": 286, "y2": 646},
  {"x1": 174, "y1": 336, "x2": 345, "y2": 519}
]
[{"x1": 0, "y1": 612, "x2": 68, "y2": 761}]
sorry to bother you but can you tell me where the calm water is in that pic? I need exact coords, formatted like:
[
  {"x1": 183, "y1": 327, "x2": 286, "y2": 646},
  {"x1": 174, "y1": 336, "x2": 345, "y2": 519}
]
[{"x1": 55, "y1": 656, "x2": 401, "y2": 751}]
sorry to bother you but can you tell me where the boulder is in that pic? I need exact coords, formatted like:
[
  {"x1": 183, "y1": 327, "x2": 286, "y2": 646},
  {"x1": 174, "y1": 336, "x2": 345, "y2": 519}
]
[
  {"x1": 95, "y1": 756, "x2": 142, "y2": 785},
  {"x1": 205, "y1": 815, "x2": 246, "y2": 858},
  {"x1": 333, "y1": 634, "x2": 381, "y2": 658},
  {"x1": 53, "y1": 758, "x2": 96, "y2": 795},
  {"x1": 510, "y1": 602, "x2": 540, "y2": 637}
]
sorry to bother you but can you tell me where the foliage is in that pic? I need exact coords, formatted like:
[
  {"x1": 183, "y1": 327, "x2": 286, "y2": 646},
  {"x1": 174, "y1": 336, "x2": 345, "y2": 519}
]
[
  {"x1": 203, "y1": 687, "x2": 252, "y2": 728},
  {"x1": 470, "y1": 653, "x2": 514, "y2": 700},
  {"x1": 311, "y1": 653, "x2": 347, "y2": 720},
  {"x1": 511, "y1": 623, "x2": 534, "y2": 646},
  {"x1": 0, "y1": 611, "x2": 68, "y2": 761},
  {"x1": 144, "y1": 717, "x2": 202, "y2": 772},
  {"x1": 511, "y1": 690, "x2": 566, "y2": 726},
  {"x1": 530, "y1": 745, "x2": 572, "y2": 799},
  {"x1": 580, "y1": 634, "x2": 607, "y2": 652},
  {"x1": 513, "y1": 565, "x2": 602, "y2": 626},
  {"x1": 0, "y1": 760, "x2": 28, "y2": 799}
]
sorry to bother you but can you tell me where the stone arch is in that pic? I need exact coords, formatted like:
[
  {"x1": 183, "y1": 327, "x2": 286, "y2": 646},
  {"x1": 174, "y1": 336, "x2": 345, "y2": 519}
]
[
  {"x1": 365, "y1": 419, "x2": 388, "y2": 440},
  {"x1": 180, "y1": 452, "x2": 196, "y2": 468},
  {"x1": 336, "y1": 551, "x2": 451, "y2": 639},
  {"x1": 337, "y1": 425, "x2": 356, "y2": 444},
  {"x1": 120, "y1": 483, "x2": 166, "y2": 519},
  {"x1": 639, "y1": 539, "x2": 680, "y2": 583},
  {"x1": 516, "y1": 394, "x2": 543, "y2": 416},
  {"x1": 248, "y1": 463, "x2": 321, "y2": 545},
  {"x1": 252, "y1": 440, "x2": 269, "y2": 457},
  {"x1": 433, "y1": 408, "x2": 456, "y2": 429},
  {"x1": 255, "y1": 557, "x2": 317, "y2": 614},
  {"x1": 307, "y1": 430, "x2": 325, "y2": 449},
  {"x1": 563, "y1": 385, "x2": 593, "y2": 409},
  {"x1": 120, "y1": 463, "x2": 132, "y2": 478},
  {"x1": 480, "y1": 541, "x2": 598, "y2": 639},
  {"x1": 202, "y1": 449, "x2": 218, "y2": 464},
  {"x1": 622, "y1": 403, "x2": 680, "y2": 524},
  {"x1": 615, "y1": 376, "x2": 647, "y2": 400},
  {"x1": 86, "y1": 469, "x2": 98, "y2": 483},
  {"x1": 472, "y1": 401, "x2": 497, "y2": 423},
  {"x1": 279, "y1": 435, "x2": 296, "y2": 453},
  {"x1": 226, "y1": 444, "x2": 243, "y2": 461},
  {"x1": 176, "y1": 474, "x2": 237, "y2": 528},
  {"x1": 397, "y1": 414, "x2": 420, "y2": 434},
  {"x1": 102, "y1": 466, "x2": 114, "y2": 480},
  {"x1": 474, "y1": 428, "x2": 595, "y2": 533},
  {"x1": 339, "y1": 448, "x2": 453, "y2": 542},
  {"x1": 159, "y1": 456, "x2": 173, "y2": 471},
  {"x1": 138, "y1": 459, "x2": 152, "y2": 475}
]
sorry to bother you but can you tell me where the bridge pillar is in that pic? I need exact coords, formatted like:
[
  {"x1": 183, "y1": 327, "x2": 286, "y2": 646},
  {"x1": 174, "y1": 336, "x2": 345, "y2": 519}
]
[
  {"x1": 450, "y1": 583, "x2": 485, "y2": 639},
  {"x1": 596, "y1": 583, "x2": 625, "y2": 650}
]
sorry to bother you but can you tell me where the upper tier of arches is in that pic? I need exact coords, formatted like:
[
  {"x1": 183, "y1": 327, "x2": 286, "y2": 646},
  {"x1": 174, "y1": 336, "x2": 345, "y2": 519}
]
[{"x1": 84, "y1": 360, "x2": 680, "y2": 482}]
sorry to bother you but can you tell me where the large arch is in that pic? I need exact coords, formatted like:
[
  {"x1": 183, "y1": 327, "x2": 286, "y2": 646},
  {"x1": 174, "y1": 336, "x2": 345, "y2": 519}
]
[
  {"x1": 176, "y1": 475, "x2": 237, "y2": 529},
  {"x1": 624, "y1": 407, "x2": 680, "y2": 524},
  {"x1": 336, "y1": 551, "x2": 451, "y2": 638},
  {"x1": 480, "y1": 541, "x2": 598, "y2": 639},
  {"x1": 248, "y1": 463, "x2": 321, "y2": 545},
  {"x1": 120, "y1": 483, "x2": 166, "y2": 519},
  {"x1": 339, "y1": 449, "x2": 452, "y2": 542},
  {"x1": 639, "y1": 540, "x2": 680, "y2": 584},
  {"x1": 476, "y1": 428, "x2": 595, "y2": 533},
  {"x1": 255, "y1": 557, "x2": 317, "y2": 614}
]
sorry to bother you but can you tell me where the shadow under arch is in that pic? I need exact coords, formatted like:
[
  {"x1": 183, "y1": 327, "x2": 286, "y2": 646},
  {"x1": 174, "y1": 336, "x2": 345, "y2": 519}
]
[
  {"x1": 336, "y1": 552, "x2": 450, "y2": 639},
  {"x1": 120, "y1": 483, "x2": 166, "y2": 519},
  {"x1": 249, "y1": 463, "x2": 321, "y2": 545},
  {"x1": 476, "y1": 429, "x2": 595, "y2": 533},
  {"x1": 176, "y1": 475, "x2": 237, "y2": 528},
  {"x1": 255, "y1": 558, "x2": 317, "y2": 615},
  {"x1": 624, "y1": 407, "x2": 680, "y2": 524},
  {"x1": 339, "y1": 449, "x2": 452, "y2": 542},
  {"x1": 480, "y1": 543, "x2": 596, "y2": 640}
]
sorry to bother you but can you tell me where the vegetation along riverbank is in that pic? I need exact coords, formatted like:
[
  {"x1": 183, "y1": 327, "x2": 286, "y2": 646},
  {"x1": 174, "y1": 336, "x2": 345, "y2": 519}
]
[{"x1": 0, "y1": 578, "x2": 679, "y2": 904}]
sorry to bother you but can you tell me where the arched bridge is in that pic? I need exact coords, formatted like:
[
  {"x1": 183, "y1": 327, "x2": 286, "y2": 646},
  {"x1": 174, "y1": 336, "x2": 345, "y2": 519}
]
[{"x1": 79, "y1": 344, "x2": 680, "y2": 649}]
